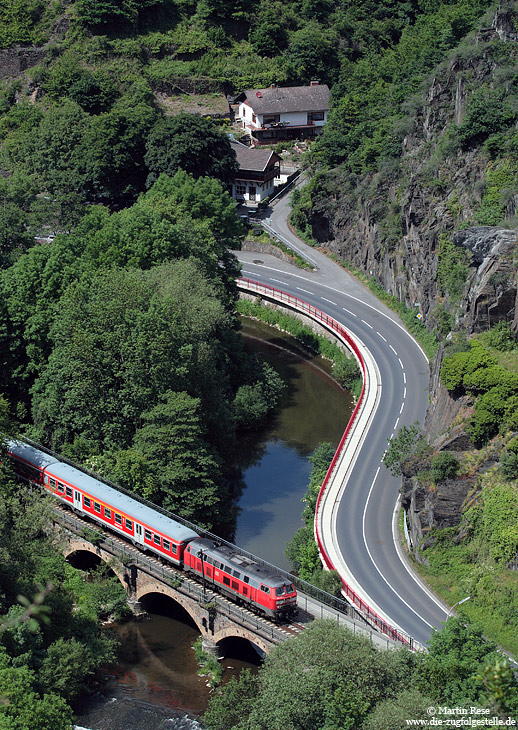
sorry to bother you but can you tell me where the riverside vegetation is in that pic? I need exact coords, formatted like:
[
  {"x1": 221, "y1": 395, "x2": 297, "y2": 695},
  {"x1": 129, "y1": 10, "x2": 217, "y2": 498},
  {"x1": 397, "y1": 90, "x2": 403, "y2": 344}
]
[{"x1": 1, "y1": 0, "x2": 518, "y2": 726}]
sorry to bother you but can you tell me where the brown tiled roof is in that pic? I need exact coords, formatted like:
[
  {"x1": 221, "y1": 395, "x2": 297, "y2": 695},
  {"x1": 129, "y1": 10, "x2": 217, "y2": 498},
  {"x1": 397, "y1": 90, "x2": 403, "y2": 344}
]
[
  {"x1": 241, "y1": 84, "x2": 330, "y2": 115},
  {"x1": 230, "y1": 140, "x2": 280, "y2": 172}
]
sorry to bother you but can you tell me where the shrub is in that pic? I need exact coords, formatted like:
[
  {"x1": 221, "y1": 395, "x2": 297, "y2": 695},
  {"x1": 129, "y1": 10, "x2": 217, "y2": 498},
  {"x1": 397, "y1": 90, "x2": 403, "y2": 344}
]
[
  {"x1": 430, "y1": 452, "x2": 459, "y2": 482},
  {"x1": 485, "y1": 322, "x2": 516, "y2": 352},
  {"x1": 500, "y1": 451, "x2": 518, "y2": 481}
]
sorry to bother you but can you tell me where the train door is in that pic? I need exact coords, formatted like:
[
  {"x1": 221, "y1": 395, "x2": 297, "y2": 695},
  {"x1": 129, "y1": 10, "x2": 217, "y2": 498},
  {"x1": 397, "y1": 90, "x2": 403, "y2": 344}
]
[
  {"x1": 73, "y1": 490, "x2": 82, "y2": 510},
  {"x1": 134, "y1": 524, "x2": 144, "y2": 545}
]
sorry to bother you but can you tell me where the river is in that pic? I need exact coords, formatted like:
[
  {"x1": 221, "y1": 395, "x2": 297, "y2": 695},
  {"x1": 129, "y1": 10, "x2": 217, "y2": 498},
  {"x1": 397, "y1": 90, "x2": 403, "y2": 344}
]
[{"x1": 74, "y1": 320, "x2": 353, "y2": 730}]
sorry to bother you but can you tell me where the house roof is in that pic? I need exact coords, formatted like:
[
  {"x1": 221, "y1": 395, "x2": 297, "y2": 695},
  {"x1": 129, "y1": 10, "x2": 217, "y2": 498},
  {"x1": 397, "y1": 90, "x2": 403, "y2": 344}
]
[
  {"x1": 239, "y1": 84, "x2": 330, "y2": 115},
  {"x1": 230, "y1": 140, "x2": 280, "y2": 172}
]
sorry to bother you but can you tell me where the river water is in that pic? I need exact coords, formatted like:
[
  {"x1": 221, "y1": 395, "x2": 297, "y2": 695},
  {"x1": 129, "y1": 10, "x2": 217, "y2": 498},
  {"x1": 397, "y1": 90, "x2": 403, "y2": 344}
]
[{"x1": 74, "y1": 320, "x2": 353, "y2": 730}]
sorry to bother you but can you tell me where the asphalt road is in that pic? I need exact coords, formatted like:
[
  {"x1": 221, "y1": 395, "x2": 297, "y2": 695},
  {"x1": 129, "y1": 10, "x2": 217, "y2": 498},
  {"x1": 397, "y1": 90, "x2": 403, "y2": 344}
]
[{"x1": 235, "y1": 197, "x2": 451, "y2": 647}]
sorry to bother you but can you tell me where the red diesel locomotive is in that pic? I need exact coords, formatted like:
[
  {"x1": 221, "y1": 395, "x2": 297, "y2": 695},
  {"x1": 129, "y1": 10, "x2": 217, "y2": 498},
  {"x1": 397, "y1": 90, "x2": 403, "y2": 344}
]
[{"x1": 6, "y1": 439, "x2": 298, "y2": 621}]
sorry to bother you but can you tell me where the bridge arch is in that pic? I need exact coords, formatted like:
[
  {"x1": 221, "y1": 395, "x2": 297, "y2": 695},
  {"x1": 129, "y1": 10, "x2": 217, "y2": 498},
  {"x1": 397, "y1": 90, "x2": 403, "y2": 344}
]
[
  {"x1": 136, "y1": 578, "x2": 205, "y2": 634},
  {"x1": 212, "y1": 624, "x2": 271, "y2": 656},
  {"x1": 62, "y1": 539, "x2": 128, "y2": 590}
]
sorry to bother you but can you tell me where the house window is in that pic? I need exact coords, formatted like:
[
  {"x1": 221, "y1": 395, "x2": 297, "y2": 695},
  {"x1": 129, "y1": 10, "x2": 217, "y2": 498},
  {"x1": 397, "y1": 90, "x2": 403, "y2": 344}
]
[
  {"x1": 308, "y1": 111, "x2": 325, "y2": 123},
  {"x1": 252, "y1": 113, "x2": 256, "y2": 123},
  {"x1": 263, "y1": 114, "x2": 280, "y2": 125},
  {"x1": 249, "y1": 186, "x2": 256, "y2": 201},
  {"x1": 104, "y1": 507, "x2": 112, "y2": 519},
  {"x1": 235, "y1": 184, "x2": 246, "y2": 196}
]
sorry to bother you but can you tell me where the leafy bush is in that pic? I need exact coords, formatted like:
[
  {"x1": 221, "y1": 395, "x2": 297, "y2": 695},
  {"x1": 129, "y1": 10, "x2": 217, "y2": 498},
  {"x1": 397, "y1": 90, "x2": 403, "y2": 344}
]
[
  {"x1": 430, "y1": 452, "x2": 459, "y2": 482},
  {"x1": 500, "y1": 451, "x2": 518, "y2": 481},
  {"x1": 485, "y1": 322, "x2": 517, "y2": 352}
]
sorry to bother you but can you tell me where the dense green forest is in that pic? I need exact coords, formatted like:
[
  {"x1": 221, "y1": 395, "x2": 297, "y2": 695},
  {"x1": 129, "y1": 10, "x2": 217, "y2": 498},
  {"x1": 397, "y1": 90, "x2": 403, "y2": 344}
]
[{"x1": 2, "y1": 0, "x2": 518, "y2": 724}]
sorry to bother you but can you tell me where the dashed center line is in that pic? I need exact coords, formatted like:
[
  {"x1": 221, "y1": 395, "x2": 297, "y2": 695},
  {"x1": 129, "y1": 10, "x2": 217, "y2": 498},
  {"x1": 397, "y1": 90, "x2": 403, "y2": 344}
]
[
  {"x1": 399, "y1": 403, "x2": 404, "y2": 415},
  {"x1": 270, "y1": 278, "x2": 289, "y2": 286},
  {"x1": 377, "y1": 332, "x2": 387, "y2": 342},
  {"x1": 342, "y1": 307, "x2": 357, "y2": 317},
  {"x1": 321, "y1": 297, "x2": 337, "y2": 306},
  {"x1": 398, "y1": 358, "x2": 404, "y2": 370},
  {"x1": 403, "y1": 372, "x2": 407, "y2": 384},
  {"x1": 403, "y1": 387, "x2": 407, "y2": 399},
  {"x1": 389, "y1": 345, "x2": 397, "y2": 355},
  {"x1": 361, "y1": 319, "x2": 373, "y2": 329},
  {"x1": 296, "y1": 287, "x2": 314, "y2": 295}
]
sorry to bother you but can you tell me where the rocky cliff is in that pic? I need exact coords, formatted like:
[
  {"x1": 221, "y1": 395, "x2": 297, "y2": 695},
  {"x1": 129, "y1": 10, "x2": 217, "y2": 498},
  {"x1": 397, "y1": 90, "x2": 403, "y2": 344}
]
[{"x1": 308, "y1": 5, "x2": 518, "y2": 552}]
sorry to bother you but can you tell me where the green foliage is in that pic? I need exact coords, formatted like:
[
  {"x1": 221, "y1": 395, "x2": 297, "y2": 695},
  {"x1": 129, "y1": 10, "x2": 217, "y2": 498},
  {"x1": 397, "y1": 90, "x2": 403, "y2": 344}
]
[
  {"x1": 457, "y1": 86, "x2": 516, "y2": 151},
  {"x1": 383, "y1": 422, "x2": 428, "y2": 477},
  {"x1": 144, "y1": 113, "x2": 239, "y2": 187},
  {"x1": 476, "y1": 159, "x2": 518, "y2": 226},
  {"x1": 430, "y1": 451, "x2": 459, "y2": 482},
  {"x1": 436, "y1": 233, "x2": 470, "y2": 304},
  {"x1": 205, "y1": 619, "x2": 418, "y2": 730},
  {"x1": 500, "y1": 450, "x2": 518, "y2": 481},
  {"x1": 484, "y1": 322, "x2": 517, "y2": 353},
  {"x1": 0, "y1": 0, "x2": 44, "y2": 48},
  {"x1": 233, "y1": 362, "x2": 285, "y2": 430}
]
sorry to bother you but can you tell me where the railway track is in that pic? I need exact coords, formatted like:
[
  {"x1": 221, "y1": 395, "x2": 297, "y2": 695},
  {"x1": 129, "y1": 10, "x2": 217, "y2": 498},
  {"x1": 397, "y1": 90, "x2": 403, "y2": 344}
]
[{"x1": 52, "y1": 504, "x2": 305, "y2": 642}]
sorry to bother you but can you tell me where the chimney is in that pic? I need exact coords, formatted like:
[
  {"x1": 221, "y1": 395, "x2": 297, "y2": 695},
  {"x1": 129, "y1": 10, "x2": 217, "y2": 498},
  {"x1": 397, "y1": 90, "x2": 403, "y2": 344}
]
[{"x1": 310, "y1": 80, "x2": 319, "y2": 86}]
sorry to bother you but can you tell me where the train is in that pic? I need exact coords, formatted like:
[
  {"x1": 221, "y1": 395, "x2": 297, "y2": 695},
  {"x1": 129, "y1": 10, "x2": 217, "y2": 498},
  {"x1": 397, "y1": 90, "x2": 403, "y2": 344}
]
[{"x1": 6, "y1": 439, "x2": 298, "y2": 621}]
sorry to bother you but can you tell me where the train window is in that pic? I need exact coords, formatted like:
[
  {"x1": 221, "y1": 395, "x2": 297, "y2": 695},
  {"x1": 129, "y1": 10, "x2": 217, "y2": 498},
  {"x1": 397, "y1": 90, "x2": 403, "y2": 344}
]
[
  {"x1": 223, "y1": 576, "x2": 230, "y2": 587},
  {"x1": 286, "y1": 583, "x2": 295, "y2": 593},
  {"x1": 57, "y1": 482, "x2": 64, "y2": 493},
  {"x1": 171, "y1": 544, "x2": 177, "y2": 555},
  {"x1": 126, "y1": 519, "x2": 133, "y2": 531},
  {"x1": 65, "y1": 487, "x2": 73, "y2": 498},
  {"x1": 163, "y1": 539, "x2": 170, "y2": 551},
  {"x1": 231, "y1": 580, "x2": 239, "y2": 591},
  {"x1": 94, "y1": 502, "x2": 101, "y2": 513},
  {"x1": 153, "y1": 534, "x2": 161, "y2": 546},
  {"x1": 84, "y1": 496, "x2": 91, "y2": 508},
  {"x1": 105, "y1": 507, "x2": 112, "y2": 519},
  {"x1": 275, "y1": 587, "x2": 285, "y2": 596},
  {"x1": 260, "y1": 585, "x2": 270, "y2": 594},
  {"x1": 232, "y1": 570, "x2": 240, "y2": 579},
  {"x1": 243, "y1": 575, "x2": 250, "y2": 584},
  {"x1": 207, "y1": 556, "x2": 214, "y2": 565},
  {"x1": 144, "y1": 529, "x2": 152, "y2": 540},
  {"x1": 49, "y1": 478, "x2": 56, "y2": 488},
  {"x1": 243, "y1": 586, "x2": 248, "y2": 596},
  {"x1": 206, "y1": 566, "x2": 212, "y2": 577},
  {"x1": 115, "y1": 513, "x2": 122, "y2": 525}
]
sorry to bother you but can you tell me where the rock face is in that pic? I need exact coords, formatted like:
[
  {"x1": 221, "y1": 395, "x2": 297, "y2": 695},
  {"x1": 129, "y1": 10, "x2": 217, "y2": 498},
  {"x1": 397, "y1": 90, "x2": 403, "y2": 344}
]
[
  {"x1": 0, "y1": 46, "x2": 46, "y2": 80},
  {"x1": 307, "y1": 7, "x2": 518, "y2": 549}
]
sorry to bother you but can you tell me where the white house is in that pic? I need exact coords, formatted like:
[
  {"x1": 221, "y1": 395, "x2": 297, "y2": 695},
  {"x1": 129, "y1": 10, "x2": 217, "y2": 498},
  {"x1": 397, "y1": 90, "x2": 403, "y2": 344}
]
[
  {"x1": 236, "y1": 83, "x2": 330, "y2": 146},
  {"x1": 229, "y1": 140, "x2": 281, "y2": 205}
]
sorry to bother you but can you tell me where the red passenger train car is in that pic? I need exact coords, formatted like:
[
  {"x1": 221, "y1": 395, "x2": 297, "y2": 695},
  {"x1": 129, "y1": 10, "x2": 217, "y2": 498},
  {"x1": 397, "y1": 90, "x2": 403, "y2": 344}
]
[{"x1": 6, "y1": 439, "x2": 298, "y2": 621}]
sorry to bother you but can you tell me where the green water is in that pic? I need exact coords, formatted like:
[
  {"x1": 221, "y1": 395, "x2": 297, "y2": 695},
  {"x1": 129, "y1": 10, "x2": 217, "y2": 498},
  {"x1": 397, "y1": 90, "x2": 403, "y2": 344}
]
[{"x1": 234, "y1": 318, "x2": 354, "y2": 569}]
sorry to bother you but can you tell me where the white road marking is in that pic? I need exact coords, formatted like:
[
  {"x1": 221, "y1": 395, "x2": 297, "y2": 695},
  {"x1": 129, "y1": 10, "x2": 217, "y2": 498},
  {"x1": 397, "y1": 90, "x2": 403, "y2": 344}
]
[
  {"x1": 399, "y1": 403, "x2": 404, "y2": 415},
  {"x1": 321, "y1": 297, "x2": 337, "y2": 306},
  {"x1": 398, "y1": 358, "x2": 404, "y2": 370},
  {"x1": 377, "y1": 332, "x2": 387, "y2": 341},
  {"x1": 403, "y1": 372, "x2": 407, "y2": 384},
  {"x1": 361, "y1": 319, "x2": 373, "y2": 329},
  {"x1": 362, "y1": 469, "x2": 436, "y2": 631},
  {"x1": 390, "y1": 345, "x2": 397, "y2": 355},
  {"x1": 343, "y1": 307, "x2": 357, "y2": 317},
  {"x1": 296, "y1": 287, "x2": 314, "y2": 295},
  {"x1": 403, "y1": 387, "x2": 407, "y2": 399},
  {"x1": 270, "y1": 278, "x2": 289, "y2": 286},
  {"x1": 393, "y1": 418, "x2": 399, "y2": 431}
]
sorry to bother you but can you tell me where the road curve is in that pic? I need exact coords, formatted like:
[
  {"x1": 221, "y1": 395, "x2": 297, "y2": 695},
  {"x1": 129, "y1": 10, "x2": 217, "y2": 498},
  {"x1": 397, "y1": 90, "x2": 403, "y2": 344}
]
[{"x1": 235, "y1": 208, "x2": 450, "y2": 647}]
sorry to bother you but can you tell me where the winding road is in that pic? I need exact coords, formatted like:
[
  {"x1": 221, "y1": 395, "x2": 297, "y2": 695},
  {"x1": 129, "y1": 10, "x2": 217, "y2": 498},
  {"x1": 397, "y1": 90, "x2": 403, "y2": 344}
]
[{"x1": 235, "y1": 192, "x2": 451, "y2": 648}]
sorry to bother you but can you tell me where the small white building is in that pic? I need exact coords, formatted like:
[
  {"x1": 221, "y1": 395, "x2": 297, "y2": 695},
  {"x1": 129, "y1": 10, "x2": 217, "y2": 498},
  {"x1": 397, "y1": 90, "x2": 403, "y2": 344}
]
[
  {"x1": 236, "y1": 83, "x2": 330, "y2": 146},
  {"x1": 230, "y1": 140, "x2": 281, "y2": 206}
]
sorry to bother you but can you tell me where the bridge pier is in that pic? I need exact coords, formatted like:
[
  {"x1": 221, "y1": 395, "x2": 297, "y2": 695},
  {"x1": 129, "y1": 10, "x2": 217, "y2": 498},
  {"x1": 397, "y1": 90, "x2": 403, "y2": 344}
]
[{"x1": 202, "y1": 637, "x2": 223, "y2": 660}]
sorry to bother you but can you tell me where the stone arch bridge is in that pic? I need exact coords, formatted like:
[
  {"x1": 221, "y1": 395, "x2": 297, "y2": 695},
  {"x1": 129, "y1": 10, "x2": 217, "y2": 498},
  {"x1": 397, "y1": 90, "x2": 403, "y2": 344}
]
[{"x1": 56, "y1": 508, "x2": 290, "y2": 657}]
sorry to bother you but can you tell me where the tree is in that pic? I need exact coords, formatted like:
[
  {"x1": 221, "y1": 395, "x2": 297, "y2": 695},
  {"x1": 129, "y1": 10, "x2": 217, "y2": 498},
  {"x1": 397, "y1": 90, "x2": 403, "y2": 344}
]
[
  {"x1": 383, "y1": 422, "x2": 427, "y2": 476},
  {"x1": 144, "y1": 113, "x2": 239, "y2": 187},
  {"x1": 133, "y1": 390, "x2": 223, "y2": 522},
  {"x1": 204, "y1": 620, "x2": 415, "y2": 730}
]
